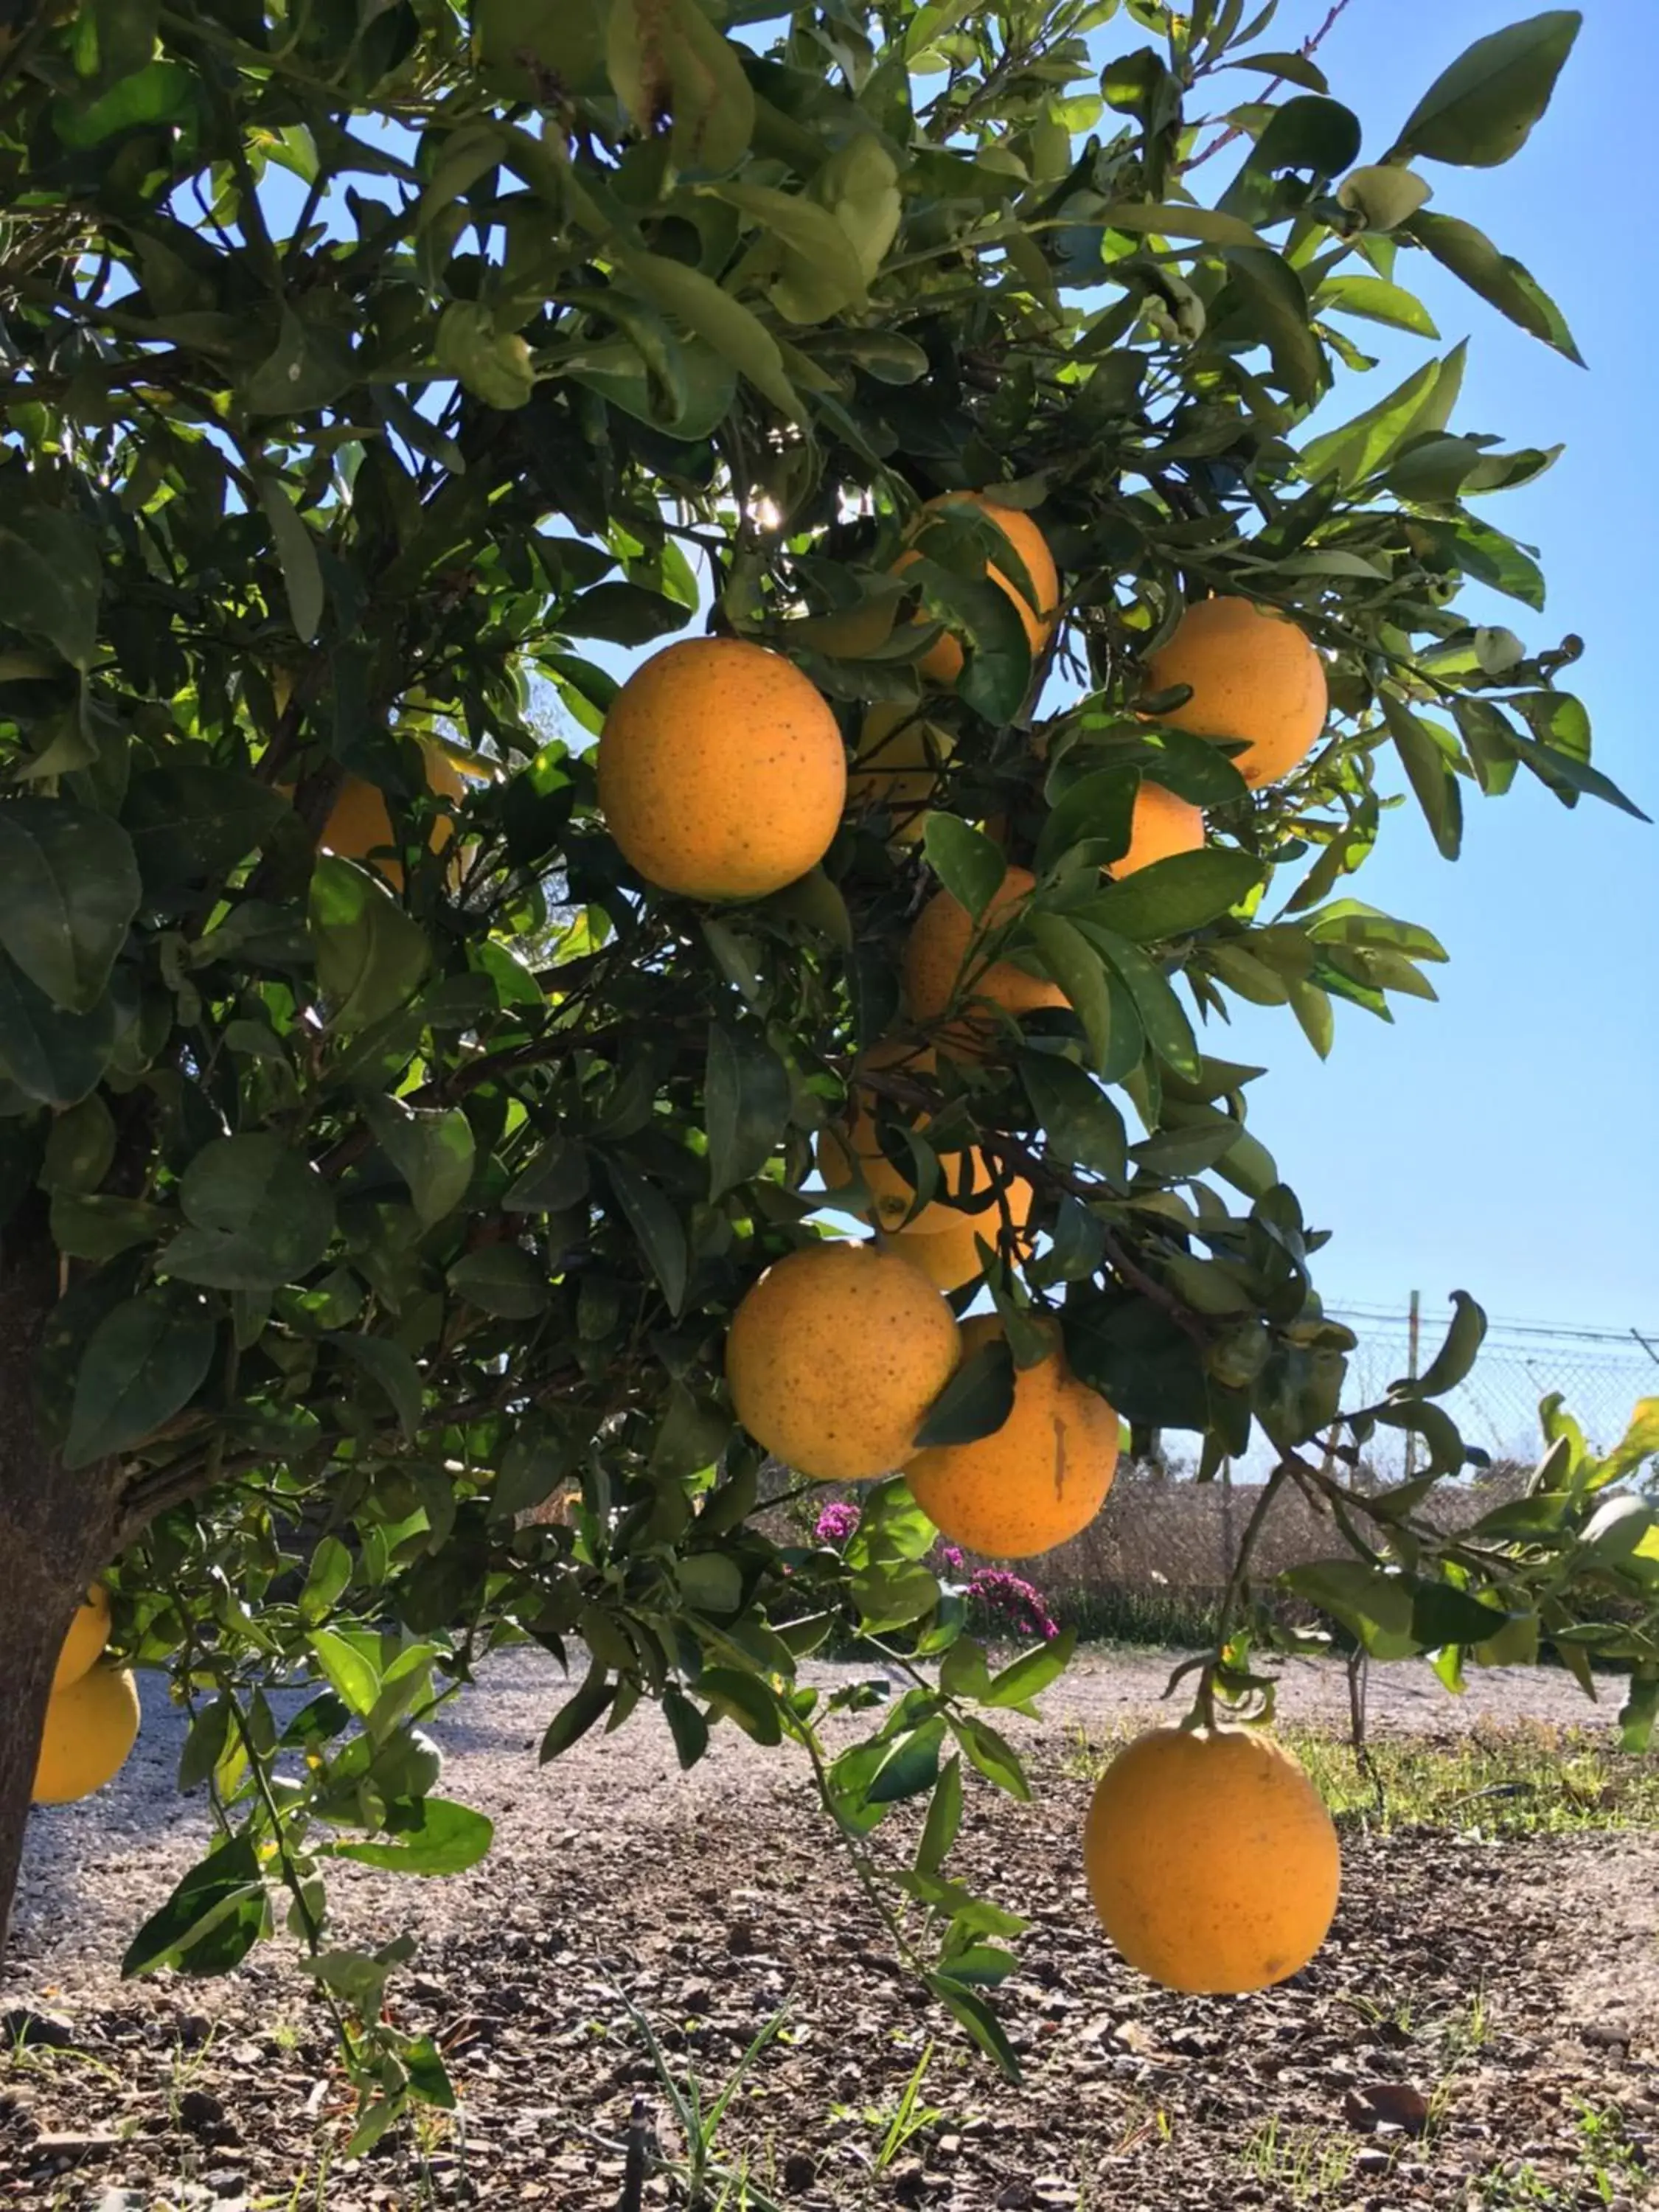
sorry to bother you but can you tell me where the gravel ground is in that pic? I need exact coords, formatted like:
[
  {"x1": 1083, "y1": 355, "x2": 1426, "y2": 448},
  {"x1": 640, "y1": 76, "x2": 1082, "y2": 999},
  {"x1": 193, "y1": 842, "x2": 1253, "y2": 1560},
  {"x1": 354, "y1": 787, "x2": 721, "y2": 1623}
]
[{"x1": 4, "y1": 1649, "x2": 1658, "y2": 2211}]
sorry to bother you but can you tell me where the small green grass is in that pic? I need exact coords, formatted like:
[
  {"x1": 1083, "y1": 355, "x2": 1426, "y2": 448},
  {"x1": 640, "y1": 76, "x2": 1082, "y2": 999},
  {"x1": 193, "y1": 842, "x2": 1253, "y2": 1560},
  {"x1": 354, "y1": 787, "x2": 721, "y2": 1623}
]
[{"x1": 1062, "y1": 1719, "x2": 1659, "y2": 1840}]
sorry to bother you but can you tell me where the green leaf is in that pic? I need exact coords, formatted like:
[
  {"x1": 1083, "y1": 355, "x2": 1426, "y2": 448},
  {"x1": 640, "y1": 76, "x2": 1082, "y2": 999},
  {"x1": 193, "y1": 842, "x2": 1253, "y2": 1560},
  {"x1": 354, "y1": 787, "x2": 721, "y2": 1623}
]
[
  {"x1": 606, "y1": 1159, "x2": 689, "y2": 1315},
  {"x1": 1281, "y1": 1559, "x2": 1416, "y2": 1650},
  {"x1": 446, "y1": 1243, "x2": 551, "y2": 1318},
  {"x1": 122, "y1": 1837, "x2": 266, "y2": 1978},
  {"x1": 677, "y1": 1551, "x2": 743, "y2": 1615},
  {"x1": 1096, "y1": 202, "x2": 1262, "y2": 248},
  {"x1": 850, "y1": 1559, "x2": 942, "y2": 1634},
  {"x1": 565, "y1": 580, "x2": 690, "y2": 646},
  {"x1": 0, "y1": 505, "x2": 102, "y2": 669},
  {"x1": 1391, "y1": 10, "x2": 1581, "y2": 169},
  {"x1": 540, "y1": 1665, "x2": 616, "y2": 1761},
  {"x1": 700, "y1": 1666, "x2": 784, "y2": 1745},
  {"x1": 299, "y1": 1535, "x2": 353, "y2": 1625},
  {"x1": 1336, "y1": 163, "x2": 1433, "y2": 232},
  {"x1": 308, "y1": 856, "x2": 432, "y2": 1032},
  {"x1": 923, "y1": 815, "x2": 1006, "y2": 922},
  {"x1": 1380, "y1": 695, "x2": 1462, "y2": 860},
  {"x1": 925, "y1": 1975, "x2": 1021, "y2": 2081},
  {"x1": 1399, "y1": 1289, "x2": 1486, "y2": 1397},
  {"x1": 716, "y1": 181, "x2": 869, "y2": 324},
  {"x1": 40, "y1": 1092, "x2": 116, "y2": 1194},
  {"x1": 1019, "y1": 1051, "x2": 1127, "y2": 1183},
  {"x1": 64, "y1": 1293, "x2": 216, "y2": 1469},
  {"x1": 1405, "y1": 209, "x2": 1582, "y2": 363},
  {"x1": 0, "y1": 961, "x2": 116, "y2": 1105},
  {"x1": 1619, "y1": 1670, "x2": 1659, "y2": 1756},
  {"x1": 1500, "y1": 726, "x2": 1649, "y2": 821},
  {"x1": 1084, "y1": 929, "x2": 1200, "y2": 1079},
  {"x1": 914, "y1": 1334, "x2": 1015, "y2": 1450},
  {"x1": 1596, "y1": 1399, "x2": 1659, "y2": 1487},
  {"x1": 1299, "y1": 343, "x2": 1464, "y2": 484},
  {"x1": 1410, "y1": 1577, "x2": 1512, "y2": 1650},
  {"x1": 866, "y1": 1717, "x2": 947, "y2": 1806},
  {"x1": 164, "y1": 1134, "x2": 335, "y2": 1292},
  {"x1": 504, "y1": 1133, "x2": 590, "y2": 1214},
  {"x1": 1062, "y1": 1292, "x2": 1210, "y2": 1430},
  {"x1": 1083, "y1": 849, "x2": 1261, "y2": 943},
  {"x1": 1315, "y1": 275, "x2": 1439, "y2": 338},
  {"x1": 403, "y1": 2037, "x2": 456, "y2": 2112},
  {"x1": 705, "y1": 1023, "x2": 790, "y2": 1198},
  {"x1": 307, "y1": 1628, "x2": 380, "y2": 1717},
  {"x1": 123, "y1": 767, "x2": 289, "y2": 890},
  {"x1": 1220, "y1": 245, "x2": 1325, "y2": 403},
  {"x1": 950, "y1": 1714, "x2": 1031, "y2": 1801},
  {"x1": 364, "y1": 1096, "x2": 476, "y2": 1227},
  {"x1": 1033, "y1": 764, "x2": 1138, "y2": 874},
  {"x1": 984, "y1": 1628, "x2": 1076, "y2": 1711},
  {"x1": 327, "y1": 1331, "x2": 424, "y2": 1436},
  {"x1": 1025, "y1": 913, "x2": 1113, "y2": 1074},
  {"x1": 607, "y1": 0, "x2": 754, "y2": 173},
  {"x1": 53, "y1": 57, "x2": 198, "y2": 149},
  {"x1": 662, "y1": 1686, "x2": 710, "y2": 1770},
  {"x1": 332, "y1": 1798, "x2": 495, "y2": 1876},
  {"x1": 255, "y1": 470, "x2": 325, "y2": 644},
  {"x1": 616, "y1": 248, "x2": 800, "y2": 418},
  {"x1": 914, "y1": 1753, "x2": 963, "y2": 1877}
]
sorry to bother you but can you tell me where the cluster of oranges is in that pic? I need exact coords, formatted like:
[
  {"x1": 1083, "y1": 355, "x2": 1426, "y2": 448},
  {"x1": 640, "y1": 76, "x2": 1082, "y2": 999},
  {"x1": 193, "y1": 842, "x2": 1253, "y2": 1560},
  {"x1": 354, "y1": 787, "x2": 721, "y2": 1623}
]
[
  {"x1": 37, "y1": 504, "x2": 1339, "y2": 2000},
  {"x1": 34, "y1": 1585, "x2": 140, "y2": 1805},
  {"x1": 593, "y1": 493, "x2": 1341, "y2": 1997}
]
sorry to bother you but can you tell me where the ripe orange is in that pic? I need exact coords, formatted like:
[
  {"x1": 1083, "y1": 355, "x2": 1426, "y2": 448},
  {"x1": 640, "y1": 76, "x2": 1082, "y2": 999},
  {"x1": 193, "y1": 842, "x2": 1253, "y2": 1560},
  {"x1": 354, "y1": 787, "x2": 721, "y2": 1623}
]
[
  {"x1": 902, "y1": 863, "x2": 1067, "y2": 1051},
  {"x1": 725, "y1": 1241, "x2": 961, "y2": 1482},
  {"x1": 319, "y1": 742, "x2": 471, "y2": 890},
  {"x1": 52, "y1": 1585, "x2": 111, "y2": 1692},
  {"x1": 891, "y1": 1192, "x2": 1034, "y2": 1293},
  {"x1": 1083, "y1": 1724, "x2": 1341, "y2": 1992},
  {"x1": 1141, "y1": 597, "x2": 1327, "y2": 790},
  {"x1": 1113, "y1": 782, "x2": 1205, "y2": 877},
  {"x1": 894, "y1": 495, "x2": 1059, "y2": 687},
  {"x1": 33, "y1": 1665, "x2": 142, "y2": 1805},
  {"x1": 905, "y1": 1316, "x2": 1119, "y2": 1558},
  {"x1": 845, "y1": 704, "x2": 953, "y2": 844},
  {"x1": 597, "y1": 637, "x2": 846, "y2": 899}
]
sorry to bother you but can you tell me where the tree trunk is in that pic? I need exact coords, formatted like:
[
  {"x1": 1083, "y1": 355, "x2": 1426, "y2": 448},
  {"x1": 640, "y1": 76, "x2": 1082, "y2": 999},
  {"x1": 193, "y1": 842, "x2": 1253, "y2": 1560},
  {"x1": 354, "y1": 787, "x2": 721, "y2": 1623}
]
[{"x1": 0, "y1": 1227, "x2": 123, "y2": 1968}]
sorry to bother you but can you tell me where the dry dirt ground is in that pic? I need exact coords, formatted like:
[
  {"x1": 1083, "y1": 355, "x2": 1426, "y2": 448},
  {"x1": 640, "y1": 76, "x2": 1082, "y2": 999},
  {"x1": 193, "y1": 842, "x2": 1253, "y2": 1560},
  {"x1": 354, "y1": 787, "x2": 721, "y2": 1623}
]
[{"x1": 3, "y1": 1649, "x2": 1658, "y2": 2211}]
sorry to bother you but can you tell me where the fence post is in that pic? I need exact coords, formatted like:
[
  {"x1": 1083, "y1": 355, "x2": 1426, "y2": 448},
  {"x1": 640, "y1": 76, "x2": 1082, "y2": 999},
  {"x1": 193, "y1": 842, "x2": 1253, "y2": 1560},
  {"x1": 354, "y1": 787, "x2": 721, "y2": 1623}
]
[{"x1": 1403, "y1": 1289, "x2": 1422, "y2": 1478}]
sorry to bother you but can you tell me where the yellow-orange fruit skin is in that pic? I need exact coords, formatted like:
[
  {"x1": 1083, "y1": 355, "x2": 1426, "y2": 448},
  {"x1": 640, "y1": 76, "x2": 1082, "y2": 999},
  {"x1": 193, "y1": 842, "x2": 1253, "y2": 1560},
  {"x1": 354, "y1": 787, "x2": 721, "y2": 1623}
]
[
  {"x1": 891, "y1": 1198, "x2": 1033, "y2": 1293},
  {"x1": 1141, "y1": 597, "x2": 1327, "y2": 790},
  {"x1": 1084, "y1": 1725, "x2": 1341, "y2": 1994},
  {"x1": 906, "y1": 1315, "x2": 1119, "y2": 1559},
  {"x1": 1113, "y1": 782, "x2": 1205, "y2": 877},
  {"x1": 846, "y1": 705, "x2": 951, "y2": 844},
  {"x1": 32, "y1": 1666, "x2": 142, "y2": 1805},
  {"x1": 52, "y1": 1585, "x2": 112, "y2": 1692},
  {"x1": 903, "y1": 865, "x2": 1067, "y2": 1047},
  {"x1": 597, "y1": 637, "x2": 846, "y2": 899},
  {"x1": 725, "y1": 1242, "x2": 961, "y2": 1483},
  {"x1": 320, "y1": 744, "x2": 467, "y2": 891},
  {"x1": 895, "y1": 496, "x2": 1059, "y2": 687}
]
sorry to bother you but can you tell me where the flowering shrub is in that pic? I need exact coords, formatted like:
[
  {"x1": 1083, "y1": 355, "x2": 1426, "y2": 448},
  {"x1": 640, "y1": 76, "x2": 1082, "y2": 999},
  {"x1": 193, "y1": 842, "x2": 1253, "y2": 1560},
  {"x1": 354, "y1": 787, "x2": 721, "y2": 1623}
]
[
  {"x1": 815, "y1": 1500, "x2": 863, "y2": 1546},
  {"x1": 812, "y1": 1503, "x2": 1058, "y2": 1641},
  {"x1": 964, "y1": 1568, "x2": 1060, "y2": 1644}
]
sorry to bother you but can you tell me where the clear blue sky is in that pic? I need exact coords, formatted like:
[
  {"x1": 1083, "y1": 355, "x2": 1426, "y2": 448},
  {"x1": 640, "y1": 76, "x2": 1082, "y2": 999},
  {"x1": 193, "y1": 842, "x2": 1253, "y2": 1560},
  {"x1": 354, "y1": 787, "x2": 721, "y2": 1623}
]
[{"x1": 1169, "y1": 0, "x2": 1658, "y2": 1330}]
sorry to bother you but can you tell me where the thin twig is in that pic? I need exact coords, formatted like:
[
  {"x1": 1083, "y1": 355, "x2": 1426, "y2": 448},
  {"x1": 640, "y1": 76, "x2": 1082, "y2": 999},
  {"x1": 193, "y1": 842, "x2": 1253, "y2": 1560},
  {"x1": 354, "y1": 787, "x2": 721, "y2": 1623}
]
[{"x1": 1185, "y1": 0, "x2": 1360, "y2": 172}]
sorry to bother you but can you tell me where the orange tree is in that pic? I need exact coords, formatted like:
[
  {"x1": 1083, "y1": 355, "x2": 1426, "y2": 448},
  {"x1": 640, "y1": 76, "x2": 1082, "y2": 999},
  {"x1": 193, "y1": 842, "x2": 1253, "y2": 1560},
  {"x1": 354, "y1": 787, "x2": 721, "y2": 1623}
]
[{"x1": 2, "y1": 0, "x2": 1655, "y2": 2135}]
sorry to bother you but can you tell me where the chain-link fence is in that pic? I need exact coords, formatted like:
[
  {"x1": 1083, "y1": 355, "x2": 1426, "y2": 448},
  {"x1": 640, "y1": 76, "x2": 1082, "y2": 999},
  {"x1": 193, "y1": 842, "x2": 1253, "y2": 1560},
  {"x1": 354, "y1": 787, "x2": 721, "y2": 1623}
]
[{"x1": 1216, "y1": 1301, "x2": 1659, "y2": 1484}]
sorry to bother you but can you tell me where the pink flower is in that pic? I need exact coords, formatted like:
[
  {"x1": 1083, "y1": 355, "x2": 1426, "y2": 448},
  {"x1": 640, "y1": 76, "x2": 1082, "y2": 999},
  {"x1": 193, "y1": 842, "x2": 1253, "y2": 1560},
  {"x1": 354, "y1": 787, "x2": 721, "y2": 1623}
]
[{"x1": 815, "y1": 1500, "x2": 862, "y2": 1545}]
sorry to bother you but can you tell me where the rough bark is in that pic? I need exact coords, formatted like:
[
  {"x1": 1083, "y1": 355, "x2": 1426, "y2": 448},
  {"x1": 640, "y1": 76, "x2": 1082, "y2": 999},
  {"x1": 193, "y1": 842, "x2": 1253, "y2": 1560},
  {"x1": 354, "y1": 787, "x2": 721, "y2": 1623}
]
[{"x1": 0, "y1": 1219, "x2": 123, "y2": 1969}]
